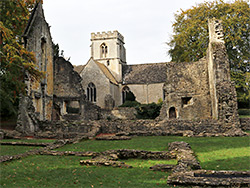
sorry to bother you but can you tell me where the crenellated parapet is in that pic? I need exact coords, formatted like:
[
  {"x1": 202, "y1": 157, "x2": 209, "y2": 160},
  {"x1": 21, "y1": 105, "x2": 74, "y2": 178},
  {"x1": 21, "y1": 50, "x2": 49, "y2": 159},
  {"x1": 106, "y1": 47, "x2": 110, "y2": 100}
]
[{"x1": 91, "y1": 30, "x2": 124, "y2": 43}]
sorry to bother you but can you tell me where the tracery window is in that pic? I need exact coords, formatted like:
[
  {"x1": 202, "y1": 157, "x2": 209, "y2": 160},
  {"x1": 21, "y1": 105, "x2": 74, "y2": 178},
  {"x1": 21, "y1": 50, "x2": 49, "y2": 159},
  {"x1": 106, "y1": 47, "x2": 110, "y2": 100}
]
[{"x1": 87, "y1": 82, "x2": 96, "y2": 102}]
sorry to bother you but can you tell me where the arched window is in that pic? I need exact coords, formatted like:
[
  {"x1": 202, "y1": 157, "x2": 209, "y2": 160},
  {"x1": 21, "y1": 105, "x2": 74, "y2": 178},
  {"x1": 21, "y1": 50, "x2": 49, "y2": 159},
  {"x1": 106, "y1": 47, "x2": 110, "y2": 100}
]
[
  {"x1": 169, "y1": 107, "x2": 177, "y2": 119},
  {"x1": 87, "y1": 83, "x2": 96, "y2": 102},
  {"x1": 100, "y1": 43, "x2": 108, "y2": 58},
  {"x1": 122, "y1": 86, "x2": 130, "y2": 103}
]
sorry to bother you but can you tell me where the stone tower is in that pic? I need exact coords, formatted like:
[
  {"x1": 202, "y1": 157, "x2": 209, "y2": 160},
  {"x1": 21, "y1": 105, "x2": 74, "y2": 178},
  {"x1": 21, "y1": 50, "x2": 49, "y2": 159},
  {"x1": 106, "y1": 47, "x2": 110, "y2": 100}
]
[{"x1": 90, "y1": 30, "x2": 126, "y2": 82}]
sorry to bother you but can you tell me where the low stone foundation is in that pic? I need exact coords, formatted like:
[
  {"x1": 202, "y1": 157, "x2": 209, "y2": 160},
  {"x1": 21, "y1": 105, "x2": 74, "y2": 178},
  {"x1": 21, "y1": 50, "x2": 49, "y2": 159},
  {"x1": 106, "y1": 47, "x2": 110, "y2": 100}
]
[
  {"x1": 29, "y1": 119, "x2": 250, "y2": 139},
  {"x1": 1, "y1": 117, "x2": 248, "y2": 140},
  {"x1": 168, "y1": 170, "x2": 250, "y2": 187},
  {"x1": 240, "y1": 118, "x2": 250, "y2": 131}
]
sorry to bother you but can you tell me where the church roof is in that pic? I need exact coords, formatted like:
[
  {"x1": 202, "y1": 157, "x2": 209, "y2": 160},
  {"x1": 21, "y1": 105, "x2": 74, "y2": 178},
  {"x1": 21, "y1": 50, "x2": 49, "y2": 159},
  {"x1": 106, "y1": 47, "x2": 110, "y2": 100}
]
[
  {"x1": 96, "y1": 62, "x2": 118, "y2": 85},
  {"x1": 73, "y1": 65, "x2": 85, "y2": 74},
  {"x1": 122, "y1": 63, "x2": 167, "y2": 84}
]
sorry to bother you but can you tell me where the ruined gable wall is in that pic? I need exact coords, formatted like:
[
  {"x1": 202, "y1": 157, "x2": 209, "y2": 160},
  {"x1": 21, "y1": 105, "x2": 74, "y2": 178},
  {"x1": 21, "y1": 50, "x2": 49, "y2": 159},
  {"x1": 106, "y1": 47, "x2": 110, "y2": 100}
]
[
  {"x1": 161, "y1": 59, "x2": 211, "y2": 120},
  {"x1": 54, "y1": 57, "x2": 83, "y2": 98},
  {"x1": 24, "y1": 3, "x2": 53, "y2": 121},
  {"x1": 207, "y1": 19, "x2": 239, "y2": 125}
]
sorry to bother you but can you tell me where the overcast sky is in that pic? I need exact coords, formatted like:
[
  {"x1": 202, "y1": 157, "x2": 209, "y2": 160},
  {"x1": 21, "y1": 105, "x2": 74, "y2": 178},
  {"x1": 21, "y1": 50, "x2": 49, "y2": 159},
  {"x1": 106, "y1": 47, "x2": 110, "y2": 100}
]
[{"x1": 43, "y1": 0, "x2": 209, "y2": 65}]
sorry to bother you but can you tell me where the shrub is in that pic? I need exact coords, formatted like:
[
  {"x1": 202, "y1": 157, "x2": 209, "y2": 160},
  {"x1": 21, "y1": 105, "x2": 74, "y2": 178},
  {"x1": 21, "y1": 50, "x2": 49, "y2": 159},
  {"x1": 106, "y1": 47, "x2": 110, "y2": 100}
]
[
  {"x1": 135, "y1": 102, "x2": 162, "y2": 119},
  {"x1": 238, "y1": 109, "x2": 250, "y2": 115},
  {"x1": 119, "y1": 100, "x2": 141, "y2": 107}
]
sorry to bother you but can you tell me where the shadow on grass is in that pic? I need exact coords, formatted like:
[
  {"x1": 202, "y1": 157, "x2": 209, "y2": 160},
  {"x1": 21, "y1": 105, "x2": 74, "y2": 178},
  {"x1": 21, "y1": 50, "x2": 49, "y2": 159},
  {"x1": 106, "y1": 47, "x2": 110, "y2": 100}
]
[{"x1": 0, "y1": 155, "x2": 180, "y2": 188}]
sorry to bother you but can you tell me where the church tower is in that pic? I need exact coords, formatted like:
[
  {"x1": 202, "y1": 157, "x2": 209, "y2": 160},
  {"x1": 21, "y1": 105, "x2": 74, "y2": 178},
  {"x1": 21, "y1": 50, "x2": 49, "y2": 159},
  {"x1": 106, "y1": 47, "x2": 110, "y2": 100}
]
[{"x1": 90, "y1": 30, "x2": 126, "y2": 82}]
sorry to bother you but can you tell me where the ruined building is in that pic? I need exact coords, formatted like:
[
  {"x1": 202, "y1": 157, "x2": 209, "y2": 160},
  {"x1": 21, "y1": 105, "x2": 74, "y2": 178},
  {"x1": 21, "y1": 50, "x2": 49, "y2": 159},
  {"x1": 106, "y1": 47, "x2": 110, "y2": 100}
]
[
  {"x1": 16, "y1": 3, "x2": 96, "y2": 134},
  {"x1": 16, "y1": 2, "x2": 239, "y2": 135},
  {"x1": 159, "y1": 19, "x2": 239, "y2": 124}
]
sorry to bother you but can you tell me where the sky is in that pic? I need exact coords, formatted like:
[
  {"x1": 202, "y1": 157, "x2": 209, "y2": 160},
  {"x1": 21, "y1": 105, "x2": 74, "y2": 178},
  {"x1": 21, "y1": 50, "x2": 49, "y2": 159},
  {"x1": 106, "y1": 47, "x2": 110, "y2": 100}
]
[{"x1": 43, "y1": 0, "x2": 209, "y2": 65}]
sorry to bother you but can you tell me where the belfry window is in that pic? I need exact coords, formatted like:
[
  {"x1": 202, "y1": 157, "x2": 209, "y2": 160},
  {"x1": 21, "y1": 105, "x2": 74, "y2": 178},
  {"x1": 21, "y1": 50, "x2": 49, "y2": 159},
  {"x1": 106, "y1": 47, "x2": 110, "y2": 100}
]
[
  {"x1": 100, "y1": 43, "x2": 108, "y2": 58},
  {"x1": 87, "y1": 83, "x2": 96, "y2": 102}
]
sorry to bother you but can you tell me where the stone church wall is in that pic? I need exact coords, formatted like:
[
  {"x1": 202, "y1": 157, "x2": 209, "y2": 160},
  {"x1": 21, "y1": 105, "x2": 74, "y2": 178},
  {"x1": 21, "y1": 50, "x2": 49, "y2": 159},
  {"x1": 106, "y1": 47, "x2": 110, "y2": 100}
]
[
  {"x1": 80, "y1": 60, "x2": 114, "y2": 108},
  {"x1": 128, "y1": 83, "x2": 164, "y2": 104}
]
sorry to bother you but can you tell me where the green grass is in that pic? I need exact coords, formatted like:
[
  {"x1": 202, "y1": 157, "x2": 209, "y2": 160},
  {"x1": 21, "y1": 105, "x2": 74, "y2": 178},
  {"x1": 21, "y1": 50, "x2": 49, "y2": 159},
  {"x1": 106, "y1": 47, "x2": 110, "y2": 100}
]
[
  {"x1": 0, "y1": 136, "x2": 249, "y2": 187},
  {"x1": 57, "y1": 136, "x2": 250, "y2": 171},
  {"x1": 0, "y1": 139, "x2": 55, "y2": 156},
  {"x1": 0, "y1": 145, "x2": 41, "y2": 156},
  {"x1": 0, "y1": 156, "x2": 178, "y2": 188}
]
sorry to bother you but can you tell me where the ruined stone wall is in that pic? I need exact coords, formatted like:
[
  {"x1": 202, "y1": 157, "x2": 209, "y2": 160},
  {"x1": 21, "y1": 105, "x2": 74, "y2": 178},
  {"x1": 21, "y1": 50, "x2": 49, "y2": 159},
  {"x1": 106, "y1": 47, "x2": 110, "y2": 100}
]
[
  {"x1": 54, "y1": 57, "x2": 84, "y2": 98},
  {"x1": 23, "y1": 3, "x2": 53, "y2": 121},
  {"x1": 36, "y1": 119, "x2": 247, "y2": 139},
  {"x1": 17, "y1": 3, "x2": 54, "y2": 134},
  {"x1": 101, "y1": 107, "x2": 137, "y2": 120},
  {"x1": 53, "y1": 57, "x2": 102, "y2": 121},
  {"x1": 239, "y1": 118, "x2": 250, "y2": 131},
  {"x1": 207, "y1": 19, "x2": 239, "y2": 125},
  {"x1": 160, "y1": 59, "x2": 211, "y2": 120}
]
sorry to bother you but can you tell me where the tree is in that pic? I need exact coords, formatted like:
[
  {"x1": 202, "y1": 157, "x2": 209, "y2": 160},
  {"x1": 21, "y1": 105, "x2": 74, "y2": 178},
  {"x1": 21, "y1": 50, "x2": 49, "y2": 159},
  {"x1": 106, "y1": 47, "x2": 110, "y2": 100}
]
[
  {"x1": 168, "y1": 0, "x2": 250, "y2": 105},
  {"x1": 0, "y1": 0, "x2": 43, "y2": 119}
]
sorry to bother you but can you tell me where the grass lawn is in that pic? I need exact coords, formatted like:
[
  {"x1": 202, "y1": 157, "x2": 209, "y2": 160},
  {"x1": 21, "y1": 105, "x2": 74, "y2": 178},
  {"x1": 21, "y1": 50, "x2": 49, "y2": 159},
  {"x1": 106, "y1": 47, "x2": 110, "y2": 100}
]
[
  {"x1": 0, "y1": 139, "x2": 55, "y2": 156},
  {"x1": 0, "y1": 135, "x2": 249, "y2": 187},
  {"x1": 0, "y1": 145, "x2": 42, "y2": 156}
]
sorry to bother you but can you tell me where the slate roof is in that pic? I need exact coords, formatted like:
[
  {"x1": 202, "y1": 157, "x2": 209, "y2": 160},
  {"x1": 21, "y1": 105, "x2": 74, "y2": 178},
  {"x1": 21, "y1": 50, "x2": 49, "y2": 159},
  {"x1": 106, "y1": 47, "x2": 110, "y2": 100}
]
[
  {"x1": 122, "y1": 63, "x2": 167, "y2": 84},
  {"x1": 96, "y1": 62, "x2": 118, "y2": 85}
]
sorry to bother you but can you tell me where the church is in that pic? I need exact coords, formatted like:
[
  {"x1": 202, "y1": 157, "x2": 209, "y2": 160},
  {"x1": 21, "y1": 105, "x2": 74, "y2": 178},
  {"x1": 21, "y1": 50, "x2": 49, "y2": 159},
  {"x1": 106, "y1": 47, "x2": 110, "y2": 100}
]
[{"x1": 75, "y1": 31, "x2": 166, "y2": 109}]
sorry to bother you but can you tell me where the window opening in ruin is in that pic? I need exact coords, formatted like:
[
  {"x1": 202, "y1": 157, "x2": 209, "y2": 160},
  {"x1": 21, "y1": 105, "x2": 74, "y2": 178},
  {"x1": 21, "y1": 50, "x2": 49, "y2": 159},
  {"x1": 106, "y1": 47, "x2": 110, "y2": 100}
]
[
  {"x1": 122, "y1": 86, "x2": 130, "y2": 103},
  {"x1": 107, "y1": 60, "x2": 110, "y2": 66},
  {"x1": 100, "y1": 43, "x2": 108, "y2": 58},
  {"x1": 41, "y1": 37, "x2": 46, "y2": 71},
  {"x1": 169, "y1": 107, "x2": 177, "y2": 119},
  {"x1": 181, "y1": 97, "x2": 193, "y2": 107},
  {"x1": 87, "y1": 82, "x2": 96, "y2": 102},
  {"x1": 66, "y1": 101, "x2": 80, "y2": 114},
  {"x1": 163, "y1": 88, "x2": 166, "y2": 101}
]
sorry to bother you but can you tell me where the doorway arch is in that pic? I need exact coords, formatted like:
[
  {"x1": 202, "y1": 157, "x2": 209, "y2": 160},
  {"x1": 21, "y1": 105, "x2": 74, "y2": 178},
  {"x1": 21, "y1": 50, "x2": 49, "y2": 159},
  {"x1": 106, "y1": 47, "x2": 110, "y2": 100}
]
[{"x1": 169, "y1": 107, "x2": 177, "y2": 119}]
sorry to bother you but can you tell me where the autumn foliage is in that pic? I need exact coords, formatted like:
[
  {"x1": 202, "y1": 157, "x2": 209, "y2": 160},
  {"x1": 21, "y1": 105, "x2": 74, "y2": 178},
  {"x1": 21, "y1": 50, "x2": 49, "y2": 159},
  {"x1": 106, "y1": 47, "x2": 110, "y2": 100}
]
[{"x1": 0, "y1": 0, "x2": 43, "y2": 118}]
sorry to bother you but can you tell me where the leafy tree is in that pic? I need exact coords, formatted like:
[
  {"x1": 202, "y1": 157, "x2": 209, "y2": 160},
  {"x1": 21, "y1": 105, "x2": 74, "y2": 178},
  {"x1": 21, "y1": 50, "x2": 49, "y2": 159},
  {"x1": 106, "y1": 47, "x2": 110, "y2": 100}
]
[
  {"x1": 0, "y1": 0, "x2": 43, "y2": 119},
  {"x1": 168, "y1": 0, "x2": 250, "y2": 105}
]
